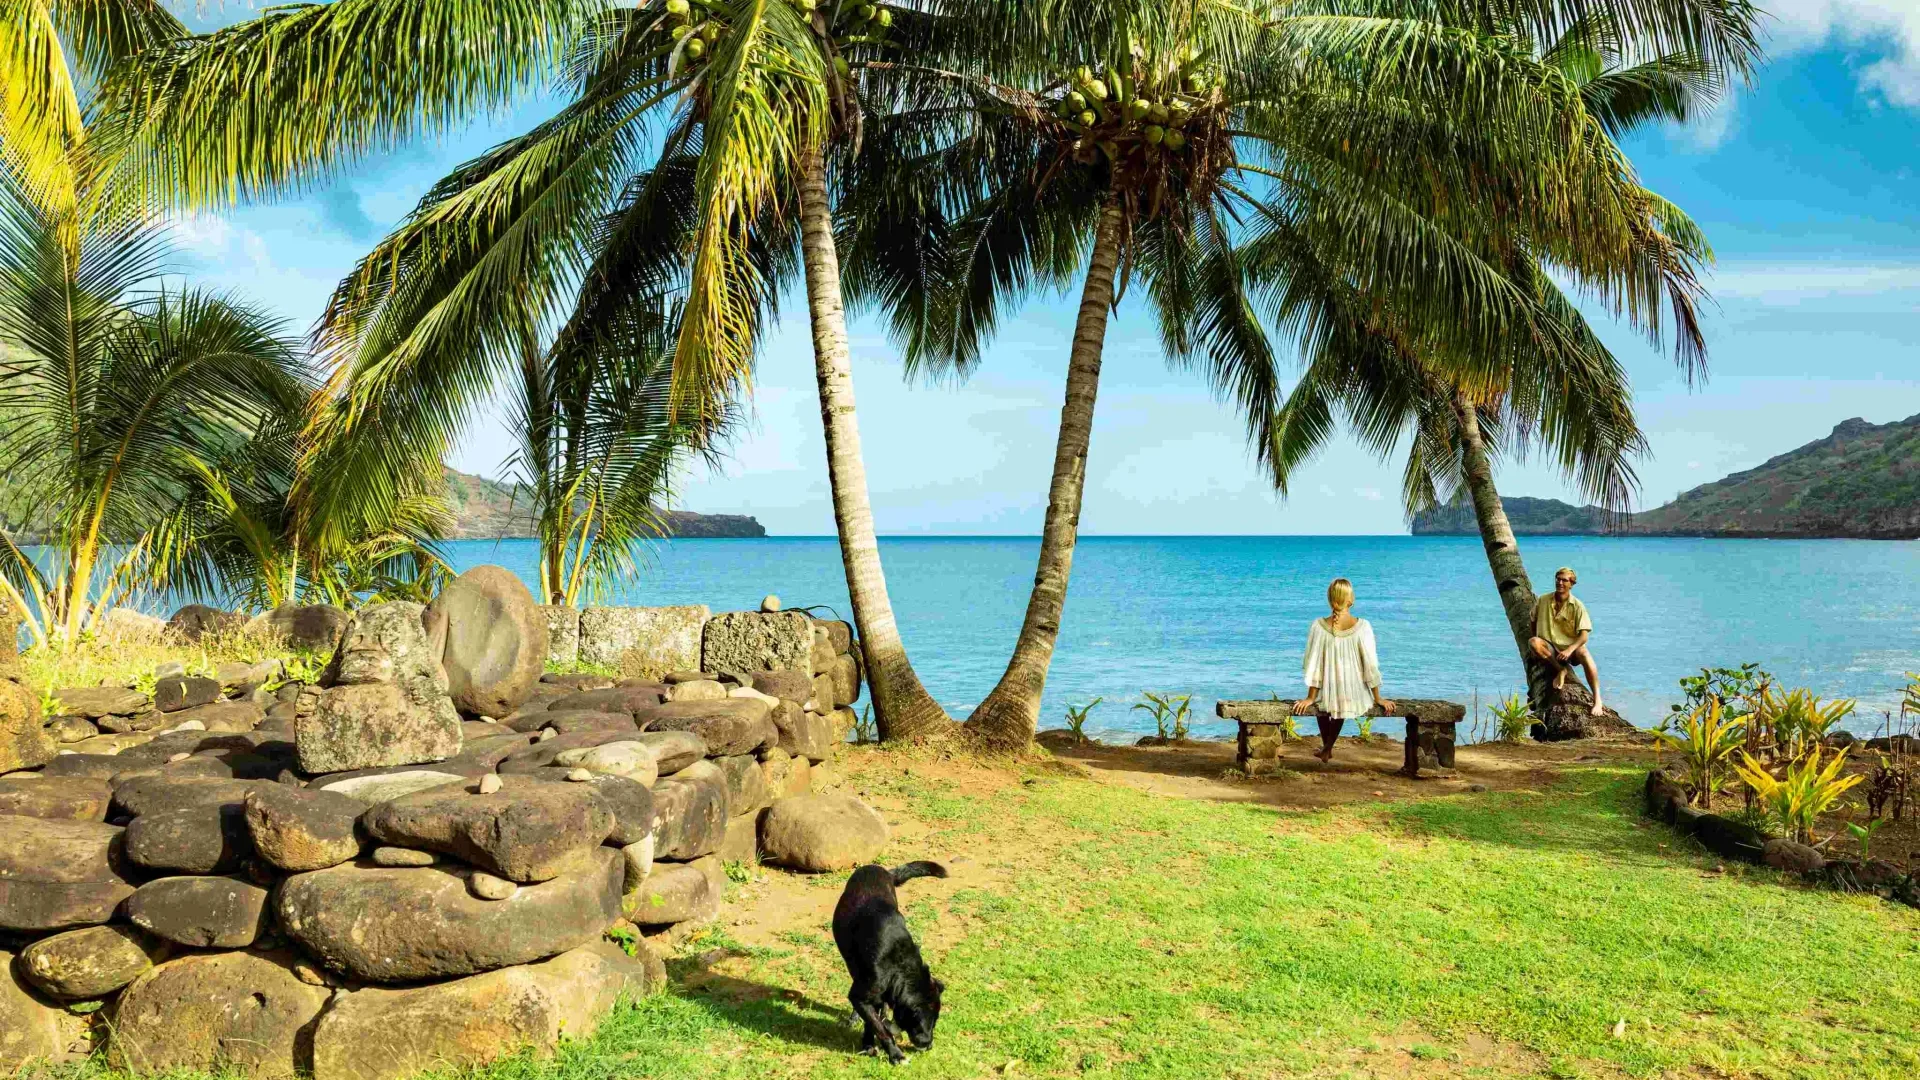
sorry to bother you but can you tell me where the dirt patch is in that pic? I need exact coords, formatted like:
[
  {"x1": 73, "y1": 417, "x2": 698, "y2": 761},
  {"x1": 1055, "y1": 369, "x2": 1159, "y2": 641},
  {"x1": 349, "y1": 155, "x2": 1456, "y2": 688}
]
[{"x1": 1044, "y1": 732, "x2": 1656, "y2": 810}]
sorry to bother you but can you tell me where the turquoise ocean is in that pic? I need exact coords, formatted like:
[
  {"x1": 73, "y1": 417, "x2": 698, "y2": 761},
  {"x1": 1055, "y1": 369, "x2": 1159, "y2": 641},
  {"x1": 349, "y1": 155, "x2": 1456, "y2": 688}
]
[{"x1": 442, "y1": 535, "x2": 1920, "y2": 743}]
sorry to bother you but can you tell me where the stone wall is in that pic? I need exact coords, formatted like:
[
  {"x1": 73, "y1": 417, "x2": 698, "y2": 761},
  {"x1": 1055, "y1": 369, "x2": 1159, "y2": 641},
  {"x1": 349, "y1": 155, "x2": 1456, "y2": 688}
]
[{"x1": 0, "y1": 574, "x2": 879, "y2": 1079}]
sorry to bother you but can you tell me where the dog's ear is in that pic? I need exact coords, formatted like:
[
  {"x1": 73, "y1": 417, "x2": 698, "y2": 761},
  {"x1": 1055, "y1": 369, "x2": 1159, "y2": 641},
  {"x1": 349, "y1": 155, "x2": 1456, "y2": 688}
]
[{"x1": 932, "y1": 978, "x2": 945, "y2": 994}]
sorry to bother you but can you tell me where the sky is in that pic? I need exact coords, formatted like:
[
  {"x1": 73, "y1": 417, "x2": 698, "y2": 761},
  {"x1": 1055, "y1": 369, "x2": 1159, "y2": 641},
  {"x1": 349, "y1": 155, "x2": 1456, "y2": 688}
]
[{"x1": 173, "y1": 2, "x2": 1920, "y2": 535}]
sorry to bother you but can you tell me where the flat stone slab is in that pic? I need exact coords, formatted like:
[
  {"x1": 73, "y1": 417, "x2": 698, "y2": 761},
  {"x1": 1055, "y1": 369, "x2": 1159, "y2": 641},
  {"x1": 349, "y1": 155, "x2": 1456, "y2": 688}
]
[
  {"x1": 126, "y1": 874, "x2": 271, "y2": 948},
  {"x1": 123, "y1": 803, "x2": 251, "y2": 874},
  {"x1": 51, "y1": 687, "x2": 150, "y2": 718},
  {"x1": 362, "y1": 776, "x2": 615, "y2": 882},
  {"x1": 701, "y1": 610, "x2": 813, "y2": 676},
  {"x1": 650, "y1": 760, "x2": 730, "y2": 861},
  {"x1": 17, "y1": 924, "x2": 161, "y2": 1000},
  {"x1": 245, "y1": 784, "x2": 367, "y2": 871},
  {"x1": 646, "y1": 697, "x2": 775, "y2": 757},
  {"x1": 579, "y1": 605, "x2": 709, "y2": 681},
  {"x1": 0, "y1": 815, "x2": 136, "y2": 931},
  {"x1": 311, "y1": 769, "x2": 468, "y2": 804},
  {"x1": 0, "y1": 776, "x2": 110, "y2": 821},
  {"x1": 276, "y1": 847, "x2": 625, "y2": 984}
]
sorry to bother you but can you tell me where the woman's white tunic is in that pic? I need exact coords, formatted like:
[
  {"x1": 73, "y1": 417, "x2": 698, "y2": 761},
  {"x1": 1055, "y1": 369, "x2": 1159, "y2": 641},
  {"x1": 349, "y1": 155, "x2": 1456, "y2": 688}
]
[{"x1": 1302, "y1": 618, "x2": 1382, "y2": 719}]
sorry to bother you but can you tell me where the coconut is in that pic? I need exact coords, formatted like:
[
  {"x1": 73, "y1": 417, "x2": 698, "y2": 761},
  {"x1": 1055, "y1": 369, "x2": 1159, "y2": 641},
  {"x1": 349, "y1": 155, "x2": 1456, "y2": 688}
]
[
  {"x1": 1149, "y1": 103, "x2": 1170, "y2": 124},
  {"x1": 1085, "y1": 79, "x2": 1108, "y2": 101},
  {"x1": 876, "y1": 8, "x2": 891, "y2": 26},
  {"x1": 1067, "y1": 91, "x2": 1086, "y2": 110},
  {"x1": 1163, "y1": 130, "x2": 1186, "y2": 151},
  {"x1": 686, "y1": 37, "x2": 704, "y2": 57},
  {"x1": 666, "y1": 0, "x2": 690, "y2": 14},
  {"x1": 1144, "y1": 125, "x2": 1166, "y2": 145},
  {"x1": 1079, "y1": 110, "x2": 1097, "y2": 127},
  {"x1": 671, "y1": 23, "x2": 690, "y2": 38}
]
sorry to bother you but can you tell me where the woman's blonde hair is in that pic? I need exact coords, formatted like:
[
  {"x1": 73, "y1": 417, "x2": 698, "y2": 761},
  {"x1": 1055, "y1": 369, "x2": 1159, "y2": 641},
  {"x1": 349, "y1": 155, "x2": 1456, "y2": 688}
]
[{"x1": 1327, "y1": 578, "x2": 1355, "y2": 610}]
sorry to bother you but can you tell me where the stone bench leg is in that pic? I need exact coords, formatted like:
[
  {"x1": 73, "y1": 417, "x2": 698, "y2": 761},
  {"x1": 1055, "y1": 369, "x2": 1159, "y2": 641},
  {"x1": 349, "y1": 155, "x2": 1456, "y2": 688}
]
[{"x1": 1400, "y1": 718, "x2": 1459, "y2": 777}]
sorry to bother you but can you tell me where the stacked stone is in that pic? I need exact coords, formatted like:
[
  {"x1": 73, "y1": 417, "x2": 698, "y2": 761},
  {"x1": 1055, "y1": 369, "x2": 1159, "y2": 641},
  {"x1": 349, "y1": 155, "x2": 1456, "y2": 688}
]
[{"x1": 0, "y1": 574, "x2": 877, "y2": 1079}]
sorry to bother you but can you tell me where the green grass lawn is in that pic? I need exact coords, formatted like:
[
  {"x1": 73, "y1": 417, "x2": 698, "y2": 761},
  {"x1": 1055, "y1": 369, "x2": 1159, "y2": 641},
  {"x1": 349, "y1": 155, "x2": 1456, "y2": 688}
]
[{"x1": 471, "y1": 757, "x2": 1919, "y2": 1080}]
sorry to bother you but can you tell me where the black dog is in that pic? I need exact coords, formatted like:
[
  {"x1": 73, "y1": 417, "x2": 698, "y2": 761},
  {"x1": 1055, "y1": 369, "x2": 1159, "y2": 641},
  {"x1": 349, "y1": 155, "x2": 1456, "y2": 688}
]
[{"x1": 832, "y1": 861, "x2": 947, "y2": 1063}]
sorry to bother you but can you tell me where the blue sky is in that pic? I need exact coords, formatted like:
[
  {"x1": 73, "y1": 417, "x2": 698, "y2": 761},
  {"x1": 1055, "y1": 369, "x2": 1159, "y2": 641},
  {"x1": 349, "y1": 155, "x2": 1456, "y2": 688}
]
[{"x1": 174, "y1": 2, "x2": 1920, "y2": 535}]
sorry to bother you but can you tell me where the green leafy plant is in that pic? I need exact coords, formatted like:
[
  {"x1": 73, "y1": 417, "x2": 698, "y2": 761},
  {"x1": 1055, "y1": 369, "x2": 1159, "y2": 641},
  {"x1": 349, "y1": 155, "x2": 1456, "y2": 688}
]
[
  {"x1": 1670, "y1": 663, "x2": 1772, "y2": 722},
  {"x1": 1487, "y1": 693, "x2": 1532, "y2": 742},
  {"x1": 1844, "y1": 818, "x2": 1887, "y2": 861},
  {"x1": 1734, "y1": 747, "x2": 1864, "y2": 845},
  {"x1": 723, "y1": 860, "x2": 754, "y2": 883},
  {"x1": 1865, "y1": 754, "x2": 1912, "y2": 821},
  {"x1": 1063, "y1": 697, "x2": 1103, "y2": 745},
  {"x1": 1132, "y1": 692, "x2": 1192, "y2": 742},
  {"x1": 1903, "y1": 672, "x2": 1920, "y2": 719},
  {"x1": 38, "y1": 686, "x2": 64, "y2": 717},
  {"x1": 851, "y1": 704, "x2": 877, "y2": 745},
  {"x1": 1652, "y1": 699, "x2": 1748, "y2": 809},
  {"x1": 603, "y1": 923, "x2": 640, "y2": 958},
  {"x1": 1355, "y1": 716, "x2": 1373, "y2": 742}
]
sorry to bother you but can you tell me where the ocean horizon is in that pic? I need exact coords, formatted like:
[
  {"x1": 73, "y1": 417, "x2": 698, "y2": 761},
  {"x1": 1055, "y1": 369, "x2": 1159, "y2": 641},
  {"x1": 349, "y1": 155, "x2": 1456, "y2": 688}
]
[{"x1": 430, "y1": 534, "x2": 1920, "y2": 743}]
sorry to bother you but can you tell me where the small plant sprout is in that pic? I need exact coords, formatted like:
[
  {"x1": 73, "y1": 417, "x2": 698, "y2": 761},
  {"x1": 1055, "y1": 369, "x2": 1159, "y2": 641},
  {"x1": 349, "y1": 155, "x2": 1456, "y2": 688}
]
[
  {"x1": 1355, "y1": 716, "x2": 1373, "y2": 742},
  {"x1": 851, "y1": 704, "x2": 877, "y2": 745},
  {"x1": 1844, "y1": 818, "x2": 1887, "y2": 860},
  {"x1": 1487, "y1": 693, "x2": 1532, "y2": 742},
  {"x1": 1063, "y1": 697, "x2": 1103, "y2": 745},
  {"x1": 1132, "y1": 692, "x2": 1192, "y2": 742}
]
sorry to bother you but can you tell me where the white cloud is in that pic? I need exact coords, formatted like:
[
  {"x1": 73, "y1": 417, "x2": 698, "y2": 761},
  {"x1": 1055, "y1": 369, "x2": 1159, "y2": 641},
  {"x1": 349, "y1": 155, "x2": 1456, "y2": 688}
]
[
  {"x1": 1771, "y1": 1, "x2": 1920, "y2": 107},
  {"x1": 1354, "y1": 487, "x2": 1384, "y2": 502},
  {"x1": 1705, "y1": 261, "x2": 1920, "y2": 301}
]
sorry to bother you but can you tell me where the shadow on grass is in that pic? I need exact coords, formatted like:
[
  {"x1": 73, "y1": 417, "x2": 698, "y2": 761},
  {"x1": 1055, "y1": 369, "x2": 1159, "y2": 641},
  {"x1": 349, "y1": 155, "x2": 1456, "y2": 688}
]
[
  {"x1": 1373, "y1": 766, "x2": 1700, "y2": 869},
  {"x1": 665, "y1": 958, "x2": 856, "y2": 1055}
]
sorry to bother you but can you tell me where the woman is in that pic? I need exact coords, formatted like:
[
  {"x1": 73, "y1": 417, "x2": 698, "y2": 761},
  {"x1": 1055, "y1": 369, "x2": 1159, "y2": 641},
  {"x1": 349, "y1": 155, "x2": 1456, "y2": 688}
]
[{"x1": 1293, "y1": 578, "x2": 1395, "y2": 762}]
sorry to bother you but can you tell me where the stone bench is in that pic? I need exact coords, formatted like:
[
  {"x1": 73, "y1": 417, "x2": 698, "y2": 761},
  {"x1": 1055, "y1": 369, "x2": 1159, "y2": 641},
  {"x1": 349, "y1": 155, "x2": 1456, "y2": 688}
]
[{"x1": 1215, "y1": 698, "x2": 1468, "y2": 778}]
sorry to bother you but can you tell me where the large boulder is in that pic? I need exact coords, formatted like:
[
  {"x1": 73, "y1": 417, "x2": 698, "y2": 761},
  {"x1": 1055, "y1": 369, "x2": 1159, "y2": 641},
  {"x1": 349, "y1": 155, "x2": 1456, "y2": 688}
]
[
  {"x1": 2, "y1": 951, "x2": 85, "y2": 1071},
  {"x1": 1762, "y1": 838, "x2": 1827, "y2": 874},
  {"x1": 297, "y1": 602, "x2": 462, "y2": 774},
  {"x1": 827, "y1": 652, "x2": 862, "y2": 707},
  {"x1": 0, "y1": 815, "x2": 135, "y2": 931},
  {"x1": 244, "y1": 784, "x2": 367, "y2": 871},
  {"x1": 123, "y1": 803, "x2": 252, "y2": 874},
  {"x1": 110, "y1": 774, "x2": 261, "y2": 817},
  {"x1": 0, "y1": 680, "x2": 52, "y2": 775},
  {"x1": 539, "y1": 605, "x2": 581, "y2": 669},
  {"x1": 750, "y1": 669, "x2": 813, "y2": 705},
  {"x1": 647, "y1": 697, "x2": 776, "y2": 757},
  {"x1": 0, "y1": 775, "x2": 109, "y2": 820},
  {"x1": 245, "y1": 603, "x2": 351, "y2": 652},
  {"x1": 166, "y1": 603, "x2": 246, "y2": 642},
  {"x1": 126, "y1": 874, "x2": 272, "y2": 948},
  {"x1": 1532, "y1": 683, "x2": 1636, "y2": 741},
  {"x1": 108, "y1": 949, "x2": 332, "y2": 1078},
  {"x1": 716, "y1": 754, "x2": 769, "y2": 816},
  {"x1": 17, "y1": 924, "x2": 164, "y2": 1000},
  {"x1": 308, "y1": 941, "x2": 660, "y2": 1080},
  {"x1": 701, "y1": 610, "x2": 814, "y2": 676},
  {"x1": 154, "y1": 675, "x2": 222, "y2": 713},
  {"x1": 650, "y1": 760, "x2": 730, "y2": 861},
  {"x1": 759, "y1": 794, "x2": 889, "y2": 872},
  {"x1": 578, "y1": 605, "x2": 710, "y2": 680},
  {"x1": 362, "y1": 775, "x2": 615, "y2": 882},
  {"x1": 523, "y1": 770, "x2": 654, "y2": 846},
  {"x1": 623, "y1": 856, "x2": 722, "y2": 927},
  {"x1": 812, "y1": 618, "x2": 854, "y2": 654},
  {"x1": 98, "y1": 607, "x2": 168, "y2": 642},
  {"x1": 773, "y1": 701, "x2": 836, "y2": 762},
  {"x1": 276, "y1": 846, "x2": 625, "y2": 984},
  {"x1": 637, "y1": 729, "x2": 707, "y2": 775},
  {"x1": 428, "y1": 565, "x2": 546, "y2": 719}
]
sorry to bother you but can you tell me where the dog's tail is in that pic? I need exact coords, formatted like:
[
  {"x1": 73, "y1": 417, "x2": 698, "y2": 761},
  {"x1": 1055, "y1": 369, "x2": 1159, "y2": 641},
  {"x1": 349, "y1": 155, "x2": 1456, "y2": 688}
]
[{"x1": 890, "y1": 861, "x2": 948, "y2": 886}]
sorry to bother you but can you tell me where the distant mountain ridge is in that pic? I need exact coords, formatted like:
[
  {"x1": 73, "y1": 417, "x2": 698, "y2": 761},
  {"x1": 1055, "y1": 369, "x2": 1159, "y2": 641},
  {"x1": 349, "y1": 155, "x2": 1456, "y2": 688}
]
[
  {"x1": 443, "y1": 469, "x2": 766, "y2": 539},
  {"x1": 1411, "y1": 414, "x2": 1920, "y2": 540}
]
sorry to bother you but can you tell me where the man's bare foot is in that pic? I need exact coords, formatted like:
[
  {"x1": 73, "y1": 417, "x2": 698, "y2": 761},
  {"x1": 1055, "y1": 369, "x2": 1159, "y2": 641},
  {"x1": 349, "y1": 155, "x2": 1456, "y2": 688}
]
[
  {"x1": 1590, "y1": 699, "x2": 1606, "y2": 716},
  {"x1": 1314, "y1": 748, "x2": 1334, "y2": 763}
]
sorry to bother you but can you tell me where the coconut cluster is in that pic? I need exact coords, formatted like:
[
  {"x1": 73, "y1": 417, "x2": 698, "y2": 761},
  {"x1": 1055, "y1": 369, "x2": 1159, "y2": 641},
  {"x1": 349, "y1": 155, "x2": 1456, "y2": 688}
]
[
  {"x1": 658, "y1": 0, "x2": 892, "y2": 76},
  {"x1": 1054, "y1": 48, "x2": 1226, "y2": 165}
]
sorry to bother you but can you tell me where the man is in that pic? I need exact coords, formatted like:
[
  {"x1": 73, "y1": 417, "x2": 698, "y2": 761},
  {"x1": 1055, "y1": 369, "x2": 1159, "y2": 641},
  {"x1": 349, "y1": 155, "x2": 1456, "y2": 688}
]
[{"x1": 1529, "y1": 567, "x2": 1603, "y2": 716}]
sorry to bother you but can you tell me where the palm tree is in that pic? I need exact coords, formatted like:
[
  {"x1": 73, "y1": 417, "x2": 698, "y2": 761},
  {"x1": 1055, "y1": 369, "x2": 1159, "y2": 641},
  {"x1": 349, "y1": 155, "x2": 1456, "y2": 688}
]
[
  {"x1": 508, "y1": 294, "x2": 721, "y2": 606},
  {"x1": 838, "y1": 1, "x2": 1757, "y2": 751},
  {"x1": 106, "y1": 0, "x2": 954, "y2": 740},
  {"x1": 0, "y1": 0, "x2": 185, "y2": 217},
  {"x1": 1264, "y1": 14, "x2": 1734, "y2": 714},
  {"x1": 0, "y1": 179, "x2": 309, "y2": 648}
]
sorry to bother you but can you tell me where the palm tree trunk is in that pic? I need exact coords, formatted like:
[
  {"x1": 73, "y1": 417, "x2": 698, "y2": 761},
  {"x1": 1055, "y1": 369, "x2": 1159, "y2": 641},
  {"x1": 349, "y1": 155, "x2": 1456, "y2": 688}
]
[
  {"x1": 795, "y1": 142, "x2": 949, "y2": 742},
  {"x1": 964, "y1": 200, "x2": 1125, "y2": 753},
  {"x1": 1450, "y1": 388, "x2": 1554, "y2": 711}
]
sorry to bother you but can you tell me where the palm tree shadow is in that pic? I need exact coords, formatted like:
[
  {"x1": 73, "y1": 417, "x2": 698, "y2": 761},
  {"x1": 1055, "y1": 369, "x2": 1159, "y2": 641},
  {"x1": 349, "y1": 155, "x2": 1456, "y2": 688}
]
[{"x1": 667, "y1": 957, "x2": 857, "y2": 1054}]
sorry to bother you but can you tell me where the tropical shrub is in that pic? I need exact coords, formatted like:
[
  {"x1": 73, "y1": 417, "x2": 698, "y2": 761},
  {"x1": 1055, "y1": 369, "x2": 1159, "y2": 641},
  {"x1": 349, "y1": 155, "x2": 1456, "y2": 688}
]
[
  {"x1": 1062, "y1": 698, "x2": 1103, "y2": 746},
  {"x1": 1865, "y1": 755, "x2": 1912, "y2": 822},
  {"x1": 1652, "y1": 699, "x2": 1747, "y2": 809},
  {"x1": 1753, "y1": 686, "x2": 1854, "y2": 763},
  {"x1": 1734, "y1": 747, "x2": 1863, "y2": 846},
  {"x1": 1669, "y1": 663, "x2": 1772, "y2": 723},
  {"x1": 1487, "y1": 693, "x2": 1532, "y2": 743}
]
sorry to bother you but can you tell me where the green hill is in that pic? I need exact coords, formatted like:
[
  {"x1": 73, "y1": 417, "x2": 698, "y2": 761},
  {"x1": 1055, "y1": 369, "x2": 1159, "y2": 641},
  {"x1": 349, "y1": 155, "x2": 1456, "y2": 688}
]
[
  {"x1": 442, "y1": 468, "x2": 767, "y2": 539},
  {"x1": 1411, "y1": 414, "x2": 1920, "y2": 539}
]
